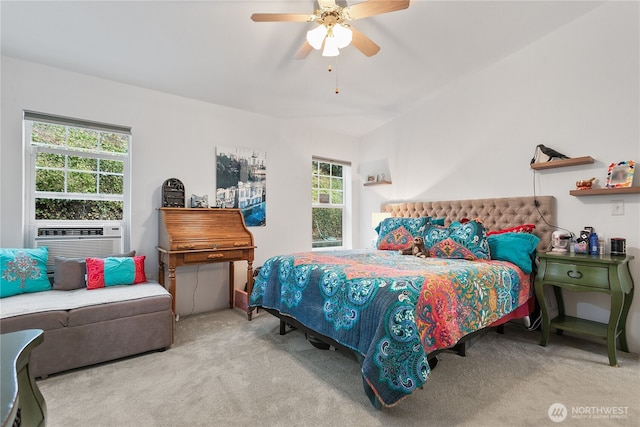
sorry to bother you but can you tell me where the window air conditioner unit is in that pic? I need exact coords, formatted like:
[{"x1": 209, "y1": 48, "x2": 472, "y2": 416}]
[{"x1": 33, "y1": 225, "x2": 124, "y2": 272}]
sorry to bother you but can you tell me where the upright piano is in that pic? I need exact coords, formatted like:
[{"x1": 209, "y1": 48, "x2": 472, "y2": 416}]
[{"x1": 157, "y1": 208, "x2": 256, "y2": 320}]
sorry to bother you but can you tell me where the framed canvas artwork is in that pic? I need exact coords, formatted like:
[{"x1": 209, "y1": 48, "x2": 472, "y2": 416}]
[{"x1": 215, "y1": 146, "x2": 266, "y2": 226}]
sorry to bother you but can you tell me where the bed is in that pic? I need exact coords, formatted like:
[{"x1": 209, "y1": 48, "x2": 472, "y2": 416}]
[{"x1": 249, "y1": 196, "x2": 555, "y2": 408}]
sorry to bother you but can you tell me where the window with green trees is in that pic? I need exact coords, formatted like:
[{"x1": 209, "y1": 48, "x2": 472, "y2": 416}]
[
  {"x1": 312, "y1": 159, "x2": 347, "y2": 248},
  {"x1": 24, "y1": 112, "x2": 131, "y2": 222}
]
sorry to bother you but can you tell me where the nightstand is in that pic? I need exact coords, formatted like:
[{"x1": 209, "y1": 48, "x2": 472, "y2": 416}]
[{"x1": 534, "y1": 252, "x2": 634, "y2": 366}]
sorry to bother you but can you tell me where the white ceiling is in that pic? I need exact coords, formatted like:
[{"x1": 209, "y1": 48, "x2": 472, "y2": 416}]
[{"x1": 1, "y1": 1, "x2": 604, "y2": 138}]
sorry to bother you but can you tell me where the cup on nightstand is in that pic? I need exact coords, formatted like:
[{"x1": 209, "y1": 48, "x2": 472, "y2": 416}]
[{"x1": 611, "y1": 238, "x2": 626, "y2": 256}]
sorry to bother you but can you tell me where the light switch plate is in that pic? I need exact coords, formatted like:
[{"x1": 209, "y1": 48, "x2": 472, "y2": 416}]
[{"x1": 611, "y1": 200, "x2": 624, "y2": 216}]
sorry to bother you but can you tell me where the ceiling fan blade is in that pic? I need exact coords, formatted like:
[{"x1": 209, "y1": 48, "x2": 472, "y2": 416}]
[
  {"x1": 351, "y1": 27, "x2": 380, "y2": 56},
  {"x1": 251, "y1": 13, "x2": 312, "y2": 22},
  {"x1": 347, "y1": 0, "x2": 410, "y2": 20},
  {"x1": 295, "y1": 41, "x2": 314, "y2": 60},
  {"x1": 318, "y1": 0, "x2": 337, "y2": 8}
]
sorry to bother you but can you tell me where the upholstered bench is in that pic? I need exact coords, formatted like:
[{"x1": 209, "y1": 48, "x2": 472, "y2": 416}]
[{"x1": 1, "y1": 248, "x2": 174, "y2": 378}]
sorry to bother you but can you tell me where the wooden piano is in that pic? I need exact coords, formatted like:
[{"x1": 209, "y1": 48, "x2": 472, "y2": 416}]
[{"x1": 157, "y1": 208, "x2": 256, "y2": 320}]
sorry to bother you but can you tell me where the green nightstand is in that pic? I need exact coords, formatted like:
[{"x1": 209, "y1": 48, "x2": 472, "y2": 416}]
[{"x1": 534, "y1": 252, "x2": 634, "y2": 367}]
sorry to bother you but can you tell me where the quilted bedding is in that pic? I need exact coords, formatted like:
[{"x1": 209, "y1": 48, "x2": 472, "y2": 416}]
[{"x1": 249, "y1": 249, "x2": 531, "y2": 407}]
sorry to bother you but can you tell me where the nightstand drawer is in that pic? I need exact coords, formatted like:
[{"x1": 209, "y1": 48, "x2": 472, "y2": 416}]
[{"x1": 544, "y1": 262, "x2": 609, "y2": 289}]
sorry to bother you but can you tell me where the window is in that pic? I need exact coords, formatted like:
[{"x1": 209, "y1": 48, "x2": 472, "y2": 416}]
[
  {"x1": 312, "y1": 158, "x2": 350, "y2": 249},
  {"x1": 24, "y1": 111, "x2": 131, "y2": 233}
]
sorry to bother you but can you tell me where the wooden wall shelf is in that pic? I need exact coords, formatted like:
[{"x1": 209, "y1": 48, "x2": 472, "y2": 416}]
[
  {"x1": 364, "y1": 180, "x2": 392, "y2": 187},
  {"x1": 531, "y1": 156, "x2": 594, "y2": 170},
  {"x1": 570, "y1": 186, "x2": 640, "y2": 196}
]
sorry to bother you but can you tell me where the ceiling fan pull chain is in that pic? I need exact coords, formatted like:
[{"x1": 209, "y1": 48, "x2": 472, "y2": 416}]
[{"x1": 335, "y1": 57, "x2": 340, "y2": 94}]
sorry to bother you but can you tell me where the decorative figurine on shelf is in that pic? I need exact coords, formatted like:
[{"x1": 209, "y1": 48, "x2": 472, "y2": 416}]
[
  {"x1": 576, "y1": 177, "x2": 596, "y2": 190},
  {"x1": 530, "y1": 144, "x2": 571, "y2": 164},
  {"x1": 162, "y1": 178, "x2": 185, "y2": 207},
  {"x1": 190, "y1": 194, "x2": 209, "y2": 208}
]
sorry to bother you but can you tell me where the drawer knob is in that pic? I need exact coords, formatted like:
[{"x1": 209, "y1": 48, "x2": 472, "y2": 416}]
[
  {"x1": 567, "y1": 270, "x2": 583, "y2": 279},
  {"x1": 207, "y1": 253, "x2": 224, "y2": 259}
]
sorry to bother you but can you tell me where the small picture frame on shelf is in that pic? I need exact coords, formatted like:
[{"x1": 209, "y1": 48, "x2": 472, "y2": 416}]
[
  {"x1": 605, "y1": 160, "x2": 635, "y2": 188},
  {"x1": 367, "y1": 175, "x2": 377, "y2": 183}
]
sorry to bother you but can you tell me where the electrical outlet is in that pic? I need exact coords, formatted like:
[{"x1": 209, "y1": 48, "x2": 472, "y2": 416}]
[{"x1": 611, "y1": 200, "x2": 624, "y2": 216}]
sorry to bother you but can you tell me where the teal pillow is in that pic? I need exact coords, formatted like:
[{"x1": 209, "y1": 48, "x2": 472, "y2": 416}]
[
  {"x1": 431, "y1": 217, "x2": 446, "y2": 226},
  {"x1": 1, "y1": 247, "x2": 51, "y2": 298},
  {"x1": 375, "y1": 217, "x2": 429, "y2": 250},
  {"x1": 423, "y1": 220, "x2": 490, "y2": 260},
  {"x1": 488, "y1": 232, "x2": 540, "y2": 274}
]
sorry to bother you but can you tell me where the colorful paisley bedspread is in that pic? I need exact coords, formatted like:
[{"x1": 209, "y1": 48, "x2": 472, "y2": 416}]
[{"x1": 249, "y1": 249, "x2": 530, "y2": 407}]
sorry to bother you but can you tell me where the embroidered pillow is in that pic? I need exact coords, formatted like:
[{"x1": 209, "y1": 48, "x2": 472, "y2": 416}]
[
  {"x1": 86, "y1": 256, "x2": 146, "y2": 290},
  {"x1": 423, "y1": 220, "x2": 490, "y2": 260},
  {"x1": 486, "y1": 224, "x2": 536, "y2": 236},
  {"x1": 488, "y1": 232, "x2": 540, "y2": 274},
  {"x1": 53, "y1": 251, "x2": 136, "y2": 291},
  {"x1": 375, "y1": 217, "x2": 429, "y2": 250},
  {"x1": 1, "y1": 247, "x2": 51, "y2": 298}
]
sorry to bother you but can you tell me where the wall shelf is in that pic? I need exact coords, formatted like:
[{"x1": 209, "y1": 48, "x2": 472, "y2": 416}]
[
  {"x1": 530, "y1": 156, "x2": 594, "y2": 170},
  {"x1": 364, "y1": 180, "x2": 392, "y2": 187},
  {"x1": 570, "y1": 186, "x2": 640, "y2": 196}
]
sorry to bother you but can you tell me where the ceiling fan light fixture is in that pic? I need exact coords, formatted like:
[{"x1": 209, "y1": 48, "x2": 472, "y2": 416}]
[
  {"x1": 332, "y1": 23, "x2": 352, "y2": 49},
  {"x1": 306, "y1": 25, "x2": 328, "y2": 50},
  {"x1": 322, "y1": 35, "x2": 340, "y2": 57}
]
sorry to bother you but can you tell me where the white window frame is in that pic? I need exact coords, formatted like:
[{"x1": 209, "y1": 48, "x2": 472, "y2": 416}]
[
  {"x1": 23, "y1": 111, "x2": 132, "y2": 249},
  {"x1": 311, "y1": 157, "x2": 352, "y2": 250}
]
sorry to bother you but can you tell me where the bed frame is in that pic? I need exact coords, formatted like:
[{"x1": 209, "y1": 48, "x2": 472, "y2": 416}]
[{"x1": 265, "y1": 195, "x2": 556, "y2": 407}]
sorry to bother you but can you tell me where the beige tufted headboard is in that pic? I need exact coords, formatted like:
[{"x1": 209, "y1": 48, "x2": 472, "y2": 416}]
[{"x1": 382, "y1": 196, "x2": 556, "y2": 252}]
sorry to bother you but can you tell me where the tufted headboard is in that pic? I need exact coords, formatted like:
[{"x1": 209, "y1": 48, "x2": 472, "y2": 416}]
[{"x1": 381, "y1": 196, "x2": 556, "y2": 252}]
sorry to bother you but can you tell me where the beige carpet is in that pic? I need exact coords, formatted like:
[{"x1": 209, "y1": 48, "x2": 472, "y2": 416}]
[{"x1": 37, "y1": 308, "x2": 639, "y2": 427}]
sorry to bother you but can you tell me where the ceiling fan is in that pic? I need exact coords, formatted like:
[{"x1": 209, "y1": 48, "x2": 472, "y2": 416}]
[{"x1": 251, "y1": 0, "x2": 410, "y2": 59}]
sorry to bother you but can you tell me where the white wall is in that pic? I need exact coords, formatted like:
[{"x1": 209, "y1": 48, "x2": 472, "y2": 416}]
[
  {"x1": 0, "y1": 56, "x2": 360, "y2": 315},
  {"x1": 358, "y1": 2, "x2": 640, "y2": 353}
]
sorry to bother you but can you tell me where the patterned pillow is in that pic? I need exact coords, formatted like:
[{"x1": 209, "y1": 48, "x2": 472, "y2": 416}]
[
  {"x1": 1, "y1": 247, "x2": 51, "y2": 298},
  {"x1": 375, "y1": 217, "x2": 429, "y2": 250},
  {"x1": 86, "y1": 256, "x2": 147, "y2": 290},
  {"x1": 423, "y1": 220, "x2": 490, "y2": 260}
]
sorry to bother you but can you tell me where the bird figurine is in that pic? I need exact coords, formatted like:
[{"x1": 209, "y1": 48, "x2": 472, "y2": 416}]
[{"x1": 537, "y1": 144, "x2": 570, "y2": 162}]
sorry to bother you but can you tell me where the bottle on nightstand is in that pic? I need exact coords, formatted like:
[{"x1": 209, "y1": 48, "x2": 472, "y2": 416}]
[{"x1": 590, "y1": 232, "x2": 599, "y2": 255}]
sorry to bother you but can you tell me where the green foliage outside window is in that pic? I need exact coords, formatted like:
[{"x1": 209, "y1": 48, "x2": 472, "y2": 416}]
[
  {"x1": 312, "y1": 160, "x2": 344, "y2": 248},
  {"x1": 30, "y1": 121, "x2": 128, "y2": 221}
]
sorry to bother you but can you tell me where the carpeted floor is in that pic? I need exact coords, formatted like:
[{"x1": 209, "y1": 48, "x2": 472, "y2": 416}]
[{"x1": 37, "y1": 308, "x2": 639, "y2": 427}]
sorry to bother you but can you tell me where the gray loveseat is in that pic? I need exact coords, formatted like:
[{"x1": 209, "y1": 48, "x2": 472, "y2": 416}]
[{"x1": 0, "y1": 257, "x2": 174, "y2": 378}]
